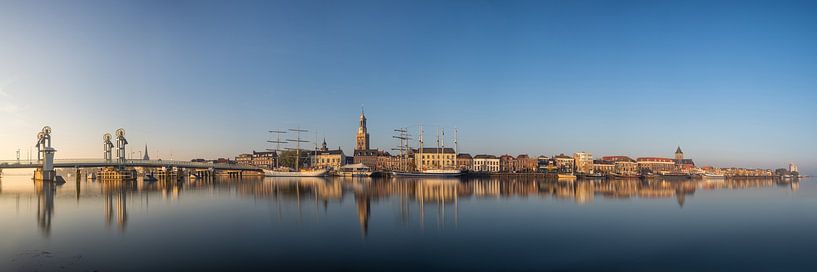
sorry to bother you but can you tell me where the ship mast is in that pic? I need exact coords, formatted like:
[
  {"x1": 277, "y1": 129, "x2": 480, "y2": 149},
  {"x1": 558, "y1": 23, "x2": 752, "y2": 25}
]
[
  {"x1": 418, "y1": 124, "x2": 424, "y2": 171},
  {"x1": 287, "y1": 127, "x2": 309, "y2": 171},
  {"x1": 454, "y1": 128, "x2": 458, "y2": 167},
  {"x1": 268, "y1": 130, "x2": 287, "y2": 168},
  {"x1": 392, "y1": 128, "x2": 410, "y2": 172},
  {"x1": 436, "y1": 128, "x2": 441, "y2": 169}
]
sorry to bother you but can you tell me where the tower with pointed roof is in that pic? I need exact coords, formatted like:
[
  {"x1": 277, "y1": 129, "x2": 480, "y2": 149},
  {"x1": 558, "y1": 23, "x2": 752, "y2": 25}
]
[
  {"x1": 355, "y1": 107, "x2": 370, "y2": 151},
  {"x1": 675, "y1": 146, "x2": 683, "y2": 162},
  {"x1": 143, "y1": 145, "x2": 150, "y2": 160}
]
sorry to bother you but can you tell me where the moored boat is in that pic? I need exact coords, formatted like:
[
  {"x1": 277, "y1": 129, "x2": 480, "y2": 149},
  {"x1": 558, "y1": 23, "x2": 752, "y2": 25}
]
[
  {"x1": 264, "y1": 167, "x2": 328, "y2": 177},
  {"x1": 557, "y1": 173, "x2": 577, "y2": 181},
  {"x1": 609, "y1": 173, "x2": 640, "y2": 179},
  {"x1": 703, "y1": 173, "x2": 725, "y2": 179},
  {"x1": 392, "y1": 169, "x2": 462, "y2": 178},
  {"x1": 337, "y1": 163, "x2": 373, "y2": 177}
]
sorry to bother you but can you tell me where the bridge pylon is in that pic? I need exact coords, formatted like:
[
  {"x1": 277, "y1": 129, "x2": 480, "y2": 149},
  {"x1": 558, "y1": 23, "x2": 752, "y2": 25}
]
[
  {"x1": 34, "y1": 126, "x2": 57, "y2": 181},
  {"x1": 115, "y1": 128, "x2": 128, "y2": 165},
  {"x1": 103, "y1": 133, "x2": 114, "y2": 161}
]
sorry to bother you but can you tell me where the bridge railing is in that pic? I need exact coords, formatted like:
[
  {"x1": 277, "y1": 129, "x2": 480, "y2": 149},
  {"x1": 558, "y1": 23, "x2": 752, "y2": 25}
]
[{"x1": 0, "y1": 159, "x2": 260, "y2": 171}]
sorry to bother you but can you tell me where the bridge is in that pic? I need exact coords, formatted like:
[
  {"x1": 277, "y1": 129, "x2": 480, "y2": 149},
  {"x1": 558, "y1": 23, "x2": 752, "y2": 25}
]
[
  {"x1": 1, "y1": 126, "x2": 261, "y2": 181},
  {"x1": 0, "y1": 159, "x2": 259, "y2": 171}
]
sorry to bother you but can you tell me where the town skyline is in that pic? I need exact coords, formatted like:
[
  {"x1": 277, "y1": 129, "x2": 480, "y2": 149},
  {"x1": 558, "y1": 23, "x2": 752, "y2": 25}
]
[
  {"x1": 0, "y1": 109, "x2": 805, "y2": 175},
  {"x1": 1, "y1": 1, "x2": 815, "y2": 174}
]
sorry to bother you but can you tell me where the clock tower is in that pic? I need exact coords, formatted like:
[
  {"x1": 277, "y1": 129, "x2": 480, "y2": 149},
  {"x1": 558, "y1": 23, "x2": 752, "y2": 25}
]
[{"x1": 356, "y1": 107, "x2": 370, "y2": 150}]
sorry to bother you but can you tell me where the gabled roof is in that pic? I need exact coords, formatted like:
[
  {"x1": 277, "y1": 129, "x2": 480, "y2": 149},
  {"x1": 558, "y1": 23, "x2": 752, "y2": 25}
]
[{"x1": 676, "y1": 146, "x2": 683, "y2": 154}]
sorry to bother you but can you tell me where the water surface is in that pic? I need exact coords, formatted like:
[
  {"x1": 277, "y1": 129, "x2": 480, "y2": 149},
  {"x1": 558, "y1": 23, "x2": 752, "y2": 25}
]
[{"x1": 0, "y1": 170, "x2": 814, "y2": 271}]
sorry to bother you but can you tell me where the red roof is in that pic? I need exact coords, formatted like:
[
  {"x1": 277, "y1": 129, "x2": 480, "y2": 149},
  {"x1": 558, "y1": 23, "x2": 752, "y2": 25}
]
[{"x1": 637, "y1": 157, "x2": 675, "y2": 163}]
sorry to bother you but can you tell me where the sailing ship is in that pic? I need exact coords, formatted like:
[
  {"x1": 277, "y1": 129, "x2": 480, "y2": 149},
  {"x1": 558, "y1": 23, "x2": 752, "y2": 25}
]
[
  {"x1": 392, "y1": 125, "x2": 461, "y2": 178},
  {"x1": 263, "y1": 127, "x2": 329, "y2": 177}
]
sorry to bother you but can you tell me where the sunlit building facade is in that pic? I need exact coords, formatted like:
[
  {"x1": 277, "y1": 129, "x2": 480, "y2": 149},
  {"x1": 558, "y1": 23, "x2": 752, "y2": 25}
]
[
  {"x1": 473, "y1": 154, "x2": 500, "y2": 172},
  {"x1": 573, "y1": 152, "x2": 593, "y2": 174}
]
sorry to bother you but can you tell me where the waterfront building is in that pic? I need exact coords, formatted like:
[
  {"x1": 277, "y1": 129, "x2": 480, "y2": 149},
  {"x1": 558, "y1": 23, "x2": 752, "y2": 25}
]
[
  {"x1": 722, "y1": 168, "x2": 774, "y2": 177},
  {"x1": 515, "y1": 154, "x2": 538, "y2": 173},
  {"x1": 499, "y1": 155, "x2": 516, "y2": 173},
  {"x1": 473, "y1": 154, "x2": 500, "y2": 173},
  {"x1": 235, "y1": 153, "x2": 252, "y2": 165},
  {"x1": 554, "y1": 154, "x2": 575, "y2": 173},
  {"x1": 789, "y1": 163, "x2": 799, "y2": 173},
  {"x1": 573, "y1": 152, "x2": 593, "y2": 174},
  {"x1": 213, "y1": 158, "x2": 235, "y2": 164},
  {"x1": 457, "y1": 153, "x2": 474, "y2": 171},
  {"x1": 377, "y1": 154, "x2": 414, "y2": 172},
  {"x1": 354, "y1": 149, "x2": 389, "y2": 170},
  {"x1": 674, "y1": 146, "x2": 695, "y2": 170},
  {"x1": 414, "y1": 147, "x2": 456, "y2": 171},
  {"x1": 602, "y1": 156, "x2": 638, "y2": 175},
  {"x1": 537, "y1": 155, "x2": 550, "y2": 172},
  {"x1": 235, "y1": 151, "x2": 276, "y2": 168},
  {"x1": 637, "y1": 157, "x2": 676, "y2": 173},
  {"x1": 592, "y1": 160, "x2": 615, "y2": 174},
  {"x1": 313, "y1": 139, "x2": 346, "y2": 171}
]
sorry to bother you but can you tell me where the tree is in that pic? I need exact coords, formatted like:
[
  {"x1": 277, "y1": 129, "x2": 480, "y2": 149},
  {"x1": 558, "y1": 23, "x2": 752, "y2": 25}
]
[{"x1": 277, "y1": 150, "x2": 309, "y2": 169}]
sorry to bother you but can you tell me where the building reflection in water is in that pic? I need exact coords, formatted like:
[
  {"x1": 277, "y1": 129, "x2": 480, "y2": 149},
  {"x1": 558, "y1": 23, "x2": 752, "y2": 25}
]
[{"x1": 16, "y1": 174, "x2": 802, "y2": 238}]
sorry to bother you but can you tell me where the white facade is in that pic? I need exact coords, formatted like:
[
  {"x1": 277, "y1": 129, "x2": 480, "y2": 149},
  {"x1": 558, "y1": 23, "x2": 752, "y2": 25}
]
[
  {"x1": 473, "y1": 156, "x2": 500, "y2": 172},
  {"x1": 573, "y1": 152, "x2": 593, "y2": 174}
]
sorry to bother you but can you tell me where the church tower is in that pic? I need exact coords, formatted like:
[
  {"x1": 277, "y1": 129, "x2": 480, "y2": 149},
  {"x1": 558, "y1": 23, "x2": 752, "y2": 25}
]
[
  {"x1": 675, "y1": 146, "x2": 683, "y2": 161},
  {"x1": 356, "y1": 107, "x2": 370, "y2": 150},
  {"x1": 143, "y1": 145, "x2": 150, "y2": 160}
]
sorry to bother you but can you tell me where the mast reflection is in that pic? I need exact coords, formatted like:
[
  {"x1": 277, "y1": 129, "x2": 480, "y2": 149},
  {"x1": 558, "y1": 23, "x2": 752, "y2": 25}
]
[{"x1": 17, "y1": 175, "x2": 801, "y2": 239}]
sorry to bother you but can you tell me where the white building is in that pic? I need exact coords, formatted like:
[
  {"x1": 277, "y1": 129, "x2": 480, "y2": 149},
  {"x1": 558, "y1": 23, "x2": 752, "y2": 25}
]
[
  {"x1": 473, "y1": 155, "x2": 500, "y2": 173},
  {"x1": 789, "y1": 163, "x2": 799, "y2": 173},
  {"x1": 573, "y1": 152, "x2": 593, "y2": 174}
]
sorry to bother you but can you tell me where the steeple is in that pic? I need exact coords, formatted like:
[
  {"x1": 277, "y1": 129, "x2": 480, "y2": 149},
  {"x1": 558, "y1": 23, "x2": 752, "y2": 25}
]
[
  {"x1": 355, "y1": 106, "x2": 370, "y2": 150},
  {"x1": 320, "y1": 138, "x2": 328, "y2": 151},
  {"x1": 143, "y1": 144, "x2": 150, "y2": 160},
  {"x1": 675, "y1": 146, "x2": 683, "y2": 161}
]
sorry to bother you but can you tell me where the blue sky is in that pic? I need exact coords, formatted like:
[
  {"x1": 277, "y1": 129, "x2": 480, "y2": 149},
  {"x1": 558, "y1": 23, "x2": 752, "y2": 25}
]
[{"x1": 1, "y1": 0, "x2": 815, "y2": 174}]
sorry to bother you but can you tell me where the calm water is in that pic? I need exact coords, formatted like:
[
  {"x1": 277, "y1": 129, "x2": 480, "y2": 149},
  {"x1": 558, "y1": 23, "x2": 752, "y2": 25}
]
[{"x1": 0, "y1": 170, "x2": 814, "y2": 272}]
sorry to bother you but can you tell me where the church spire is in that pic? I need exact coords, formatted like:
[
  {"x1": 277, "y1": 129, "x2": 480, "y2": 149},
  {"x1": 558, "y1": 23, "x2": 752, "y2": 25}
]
[
  {"x1": 356, "y1": 107, "x2": 370, "y2": 150},
  {"x1": 143, "y1": 144, "x2": 150, "y2": 160}
]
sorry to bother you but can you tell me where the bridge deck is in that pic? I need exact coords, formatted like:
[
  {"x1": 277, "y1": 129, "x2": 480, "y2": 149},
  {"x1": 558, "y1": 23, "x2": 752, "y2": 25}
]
[{"x1": 0, "y1": 159, "x2": 259, "y2": 171}]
